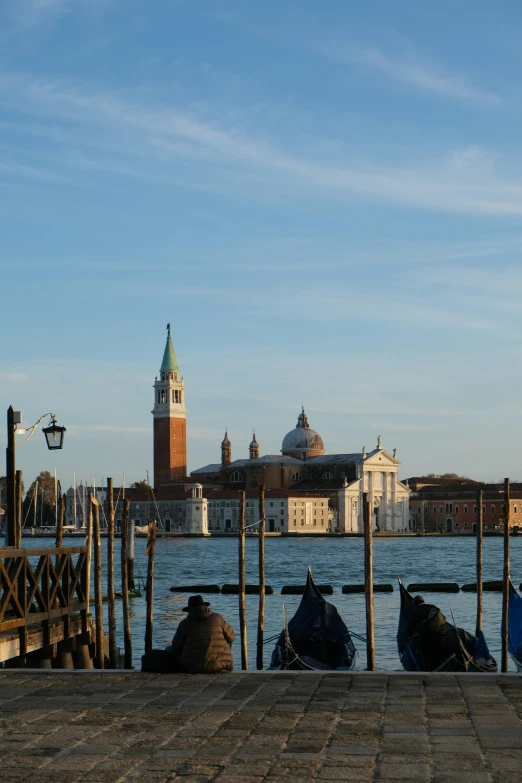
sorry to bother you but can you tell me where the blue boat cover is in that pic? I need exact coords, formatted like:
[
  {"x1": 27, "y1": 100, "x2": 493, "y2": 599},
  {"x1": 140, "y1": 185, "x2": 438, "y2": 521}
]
[
  {"x1": 271, "y1": 568, "x2": 356, "y2": 670},
  {"x1": 508, "y1": 582, "x2": 522, "y2": 669}
]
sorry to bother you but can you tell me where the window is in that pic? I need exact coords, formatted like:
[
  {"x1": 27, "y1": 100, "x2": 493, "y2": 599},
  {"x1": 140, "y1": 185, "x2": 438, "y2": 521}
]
[
  {"x1": 473, "y1": 505, "x2": 476, "y2": 513},
  {"x1": 492, "y1": 504, "x2": 496, "y2": 513},
  {"x1": 195, "y1": 506, "x2": 200, "y2": 511},
  {"x1": 464, "y1": 522, "x2": 468, "y2": 528},
  {"x1": 310, "y1": 473, "x2": 316, "y2": 479},
  {"x1": 464, "y1": 505, "x2": 468, "y2": 514},
  {"x1": 433, "y1": 506, "x2": 436, "y2": 514},
  {"x1": 292, "y1": 472, "x2": 302, "y2": 481},
  {"x1": 322, "y1": 472, "x2": 333, "y2": 479},
  {"x1": 455, "y1": 505, "x2": 459, "y2": 514},
  {"x1": 270, "y1": 502, "x2": 273, "y2": 507},
  {"x1": 483, "y1": 505, "x2": 486, "y2": 514},
  {"x1": 440, "y1": 506, "x2": 443, "y2": 514},
  {"x1": 280, "y1": 502, "x2": 284, "y2": 507},
  {"x1": 230, "y1": 471, "x2": 244, "y2": 483},
  {"x1": 280, "y1": 510, "x2": 284, "y2": 516}
]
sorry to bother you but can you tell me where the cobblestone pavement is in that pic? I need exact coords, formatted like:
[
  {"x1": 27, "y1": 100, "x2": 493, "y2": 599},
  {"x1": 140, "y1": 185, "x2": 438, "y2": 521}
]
[{"x1": 0, "y1": 671, "x2": 521, "y2": 783}]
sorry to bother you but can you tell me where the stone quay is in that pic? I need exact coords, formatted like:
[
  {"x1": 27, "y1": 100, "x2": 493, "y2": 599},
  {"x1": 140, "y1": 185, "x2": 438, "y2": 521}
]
[{"x1": 0, "y1": 671, "x2": 521, "y2": 783}]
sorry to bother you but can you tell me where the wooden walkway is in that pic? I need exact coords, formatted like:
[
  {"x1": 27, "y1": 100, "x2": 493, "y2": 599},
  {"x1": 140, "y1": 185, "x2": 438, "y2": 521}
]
[{"x1": 0, "y1": 671, "x2": 521, "y2": 782}]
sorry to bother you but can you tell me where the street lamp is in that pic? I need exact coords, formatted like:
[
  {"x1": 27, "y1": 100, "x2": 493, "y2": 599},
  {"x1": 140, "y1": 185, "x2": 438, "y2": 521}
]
[
  {"x1": 5, "y1": 406, "x2": 67, "y2": 547},
  {"x1": 42, "y1": 417, "x2": 66, "y2": 451}
]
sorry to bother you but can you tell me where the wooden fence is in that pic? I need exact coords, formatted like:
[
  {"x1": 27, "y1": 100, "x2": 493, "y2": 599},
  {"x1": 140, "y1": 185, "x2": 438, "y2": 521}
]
[{"x1": 0, "y1": 546, "x2": 88, "y2": 657}]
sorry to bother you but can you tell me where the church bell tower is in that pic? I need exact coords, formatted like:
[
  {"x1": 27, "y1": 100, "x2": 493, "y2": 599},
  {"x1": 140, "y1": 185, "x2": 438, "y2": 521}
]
[{"x1": 152, "y1": 325, "x2": 187, "y2": 487}]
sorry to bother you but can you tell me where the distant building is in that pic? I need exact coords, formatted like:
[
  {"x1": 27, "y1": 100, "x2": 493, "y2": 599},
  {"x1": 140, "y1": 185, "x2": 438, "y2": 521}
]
[
  {"x1": 406, "y1": 476, "x2": 522, "y2": 533},
  {"x1": 152, "y1": 324, "x2": 187, "y2": 486},
  {"x1": 63, "y1": 330, "x2": 410, "y2": 536},
  {"x1": 191, "y1": 414, "x2": 410, "y2": 533}
]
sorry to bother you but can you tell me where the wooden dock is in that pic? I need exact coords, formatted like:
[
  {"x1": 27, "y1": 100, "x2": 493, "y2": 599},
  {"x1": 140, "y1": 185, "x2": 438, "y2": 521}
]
[{"x1": 0, "y1": 545, "x2": 93, "y2": 667}]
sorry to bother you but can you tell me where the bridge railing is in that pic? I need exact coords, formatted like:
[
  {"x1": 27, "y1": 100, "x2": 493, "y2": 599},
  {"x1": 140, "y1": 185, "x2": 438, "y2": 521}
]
[{"x1": 0, "y1": 545, "x2": 88, "y2": 655}]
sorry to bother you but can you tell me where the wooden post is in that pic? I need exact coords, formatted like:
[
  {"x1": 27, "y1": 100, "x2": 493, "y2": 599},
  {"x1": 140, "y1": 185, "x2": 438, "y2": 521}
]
[
  {"x1": 92, "y1": 495, "x2": 104, "y2": 669},
  {"x1": 85, "y1": 494, "x2": 93, "y2": 620},
  {"x1": 6, "y1": 406, "x2": 16, "y2": 547},
  {"x1": 56, "y1": 493, "x2": 65, "y2": 549},
  {"x1": 363, "y1": 492, "x2": 375, "y2": 671},
  {"x1": 256, "y1": 484, "x2": 265, "y2": 670},
  {"x1": 121, "y1": 498, "x2": 132, "y2": 668},
  {"x1": 476, "y1": 488, "x2": 483, "y2": 637},
  {"x1": 128, "y1": 518, "x2": 135, "y2": 590},
  {"x1": 238, "y1": 490, "x2": 248, "y2": 670},
  {"x1": 107, "y1": 477, "x2": 117, "y2": 669},
  {"x1": 502, "y1": 478, "x2": 510, "y2": 672},
  {"x1": 144, "y1": 519, "x2": 156, "y2": 655},
  {"x1": 15, "y1": 470, "x2": 23, "y2": 548}
]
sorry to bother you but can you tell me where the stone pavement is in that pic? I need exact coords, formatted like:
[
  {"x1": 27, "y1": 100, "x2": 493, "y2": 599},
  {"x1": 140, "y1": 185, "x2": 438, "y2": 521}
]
[{"x1": 0, "y1": 671, "x2": 521, "y2": 783}]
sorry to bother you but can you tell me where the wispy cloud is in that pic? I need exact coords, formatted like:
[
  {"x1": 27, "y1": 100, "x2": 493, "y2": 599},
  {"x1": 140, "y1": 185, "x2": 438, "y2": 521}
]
[
  {"x1": 348, "y1": 47, "x2": 501, "y2": 105},
  {"x1": 1, "y1": 71, "x2": 520, "y2": 216}
]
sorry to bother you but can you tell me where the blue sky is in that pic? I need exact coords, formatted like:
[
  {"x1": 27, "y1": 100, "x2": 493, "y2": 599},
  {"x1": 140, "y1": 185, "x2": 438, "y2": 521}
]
[{"x1": 2, "y1": 0, "x2": 522, "y2": 489}]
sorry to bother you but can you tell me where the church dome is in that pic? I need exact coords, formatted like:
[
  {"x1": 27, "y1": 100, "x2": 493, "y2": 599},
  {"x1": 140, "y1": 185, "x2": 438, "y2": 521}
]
[{"x1": 281, "y1": 408, "x2": 324, "y2": 456}]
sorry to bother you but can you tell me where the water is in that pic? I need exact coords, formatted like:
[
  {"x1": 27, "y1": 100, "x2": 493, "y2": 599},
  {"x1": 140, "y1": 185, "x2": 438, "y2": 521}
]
[{"x1": 23, "y1": 535, "x2": 522, "y2": 671}]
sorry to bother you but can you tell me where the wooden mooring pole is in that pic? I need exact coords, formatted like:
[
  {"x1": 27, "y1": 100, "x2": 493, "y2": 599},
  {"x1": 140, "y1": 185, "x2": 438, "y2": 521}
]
[
  {"x1": 107, "y1": 477, "x2": 117, "y2": 669},
  {"x1": 363, "y1": 492, "x2": 375, "y2": 671},
  {"x1": 128, "y1": 518, "x2": 135, "y2": 590},
  {"x1": 144, "y1": 519, "x2": 156, "y2": 655},
  {"x1": 239, "y1": 490, "x2": 248, "y2": 670},
  {"x1": 121, "y1": 498, "x2": 132, "y2": 668},
  {"x1": 15, "y1": 470, "x2": 22, "y2": 548},
  {"x1": 92, "y1": 495, "x2": 104, "y2": 669},
  {"x1": 56, "y1": 491, "x2": 64, "y2": 549},
  {"x1": 476, "y1": 488, "x2": 483, "y2": 637},
  {"x1": 256, "y1": 484, "x2": 265, "y2": 670},
  {"x1": 502, "y1": 478, "x2": 510, "y2": 672}
]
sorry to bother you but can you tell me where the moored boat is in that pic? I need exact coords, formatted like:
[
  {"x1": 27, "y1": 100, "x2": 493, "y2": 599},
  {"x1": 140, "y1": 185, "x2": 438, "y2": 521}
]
[
  {"x1": 270, "y1": 567, "x2": 356, "y2": 670},
  {"x1": 397, "y1": 579, "x2": 497, "y2": 673},
  {"x1": 508, "y1": 581, "x2": 522, "y2": 672}
]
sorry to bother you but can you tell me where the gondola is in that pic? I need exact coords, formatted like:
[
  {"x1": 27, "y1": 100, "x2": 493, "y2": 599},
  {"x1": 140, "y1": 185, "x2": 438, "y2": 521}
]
[
  {"x1": 270, "y1": 568, "x2": 356, "y2": 670},
  {"x1": 397, "y1": 579, "x2": 497, "y2": 673},
  {"x1": 508, "y1": 581, "x2": 522, "y2": 672}
]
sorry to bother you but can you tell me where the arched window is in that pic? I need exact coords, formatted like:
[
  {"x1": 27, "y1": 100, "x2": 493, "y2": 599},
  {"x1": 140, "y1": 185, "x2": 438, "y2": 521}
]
[
  {"x1": 322, "y1": 472, "x2": 333, "y2": 479},
  {"x1": 230, "y1": 471, "x2": 244, "y2": 483},
  {"x1": 292, "y1": 472, "x2": 302, "y2": 482}
]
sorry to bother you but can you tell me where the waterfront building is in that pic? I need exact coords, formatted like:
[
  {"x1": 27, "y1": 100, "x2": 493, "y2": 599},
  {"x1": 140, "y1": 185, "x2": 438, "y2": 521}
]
[
  {"x1": 191, "y1": 415, "x2": 410, "y2": 533},
  {"x1": 407, "y1": 476, "x2": 522, "y2": 533}
]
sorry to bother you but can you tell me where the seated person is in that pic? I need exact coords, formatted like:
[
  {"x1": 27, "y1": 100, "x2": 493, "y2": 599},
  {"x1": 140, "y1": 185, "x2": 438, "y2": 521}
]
[{"x1": 171, "y1": 595, "x2": 235, "y2": 674}]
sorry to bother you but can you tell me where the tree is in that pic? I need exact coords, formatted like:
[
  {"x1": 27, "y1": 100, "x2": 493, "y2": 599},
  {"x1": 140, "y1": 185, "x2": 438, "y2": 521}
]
[
  {"x1": 0, "y1": 475, "x2": 25, "y2": 507},
  {"x1": 130, "y1": 480, "x2": 152, "y2": 492},
  {"x1": 23, "y1": 471, "x2": 57, "y2": 526}
]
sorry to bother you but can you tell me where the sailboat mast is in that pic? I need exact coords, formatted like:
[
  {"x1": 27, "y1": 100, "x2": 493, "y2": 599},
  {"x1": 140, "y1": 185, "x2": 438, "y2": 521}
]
[
  {"x1": 34, "y1": 480, "x2": 38, "y2": 528},
  {"x1": 73, "y1": 473, "x2": 77, "y2": 528}
]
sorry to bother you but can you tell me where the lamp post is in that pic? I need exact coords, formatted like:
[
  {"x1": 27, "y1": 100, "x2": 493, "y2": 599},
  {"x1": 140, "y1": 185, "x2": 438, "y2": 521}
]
[{"x1": 5, "y1": 406, "x2": 66, "y2": 547}]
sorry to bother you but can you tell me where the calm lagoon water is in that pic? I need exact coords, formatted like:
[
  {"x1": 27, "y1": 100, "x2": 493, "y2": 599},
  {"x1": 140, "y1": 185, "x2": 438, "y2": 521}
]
[{"x1": 26, "y1": 535, "x2": 522, "y2": 671}]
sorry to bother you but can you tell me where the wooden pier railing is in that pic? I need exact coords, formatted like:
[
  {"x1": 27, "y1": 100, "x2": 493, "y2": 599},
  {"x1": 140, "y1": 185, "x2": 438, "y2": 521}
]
[{"x1": 0, "y1": 545, "x2": 88, "y2": 660}]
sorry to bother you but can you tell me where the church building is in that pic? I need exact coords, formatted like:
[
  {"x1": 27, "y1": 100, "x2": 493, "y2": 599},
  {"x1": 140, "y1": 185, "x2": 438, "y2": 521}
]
[{"x1": 146, "y1": 327, "x2": 410, "y2": 534}]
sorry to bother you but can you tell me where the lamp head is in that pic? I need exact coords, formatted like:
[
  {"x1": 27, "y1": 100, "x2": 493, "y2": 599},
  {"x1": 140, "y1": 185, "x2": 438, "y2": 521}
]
[{"x1": 42, "y1": 416, "x2": 66, "y2": 450}]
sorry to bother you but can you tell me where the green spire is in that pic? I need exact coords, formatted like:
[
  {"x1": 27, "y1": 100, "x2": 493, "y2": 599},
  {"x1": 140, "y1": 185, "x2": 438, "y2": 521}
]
[{"x1": 161, "y1": 324, "x2": 178, "y2": 371}]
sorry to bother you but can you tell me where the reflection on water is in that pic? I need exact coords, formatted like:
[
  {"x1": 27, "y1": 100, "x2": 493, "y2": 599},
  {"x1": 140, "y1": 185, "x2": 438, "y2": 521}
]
[{"x1": 24, "y1": 535, "x2": 522, "y2": 671}]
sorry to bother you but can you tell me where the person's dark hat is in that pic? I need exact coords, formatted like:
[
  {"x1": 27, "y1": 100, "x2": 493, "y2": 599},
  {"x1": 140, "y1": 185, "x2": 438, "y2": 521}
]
[{"x1": 182, "y1": 594, "x2": 210, "y2": 612}]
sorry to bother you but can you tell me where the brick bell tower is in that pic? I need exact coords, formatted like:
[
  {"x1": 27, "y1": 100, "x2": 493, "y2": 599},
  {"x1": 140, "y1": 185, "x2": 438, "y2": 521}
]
[{"x1": 152, "y1": 324, "x2": 187, "y2": 487}]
